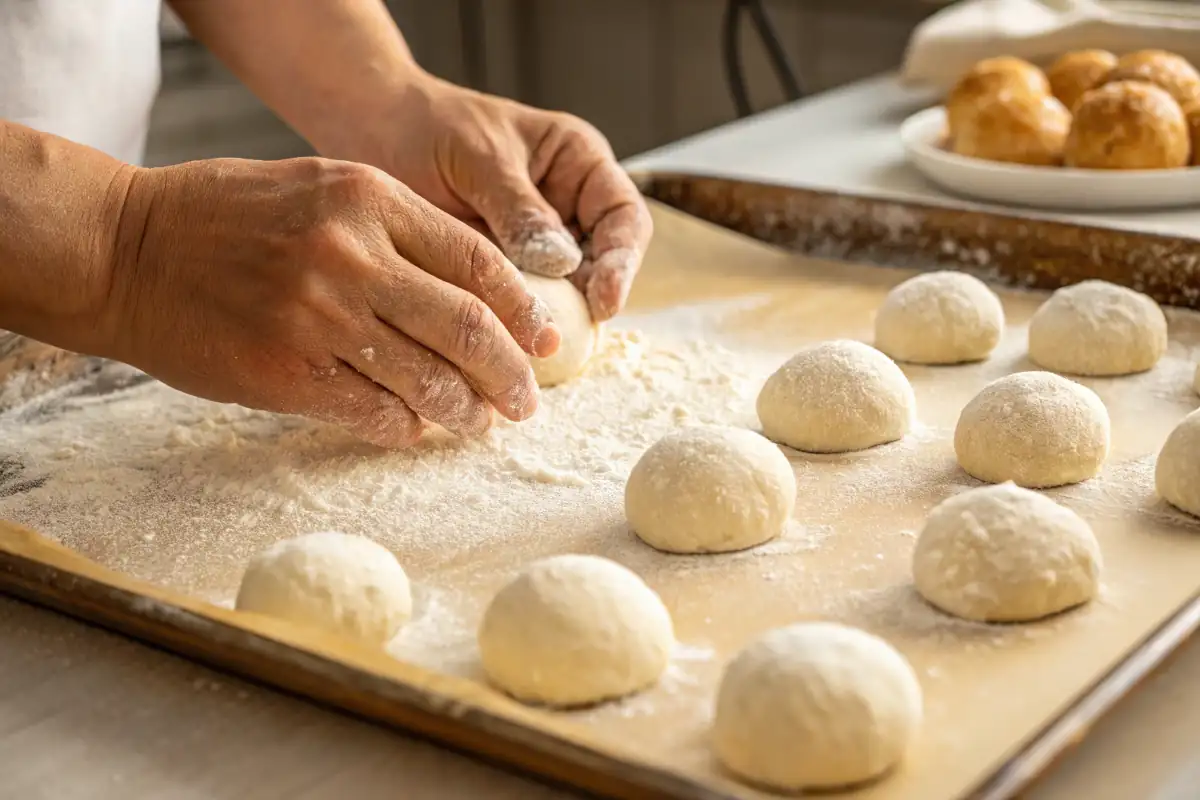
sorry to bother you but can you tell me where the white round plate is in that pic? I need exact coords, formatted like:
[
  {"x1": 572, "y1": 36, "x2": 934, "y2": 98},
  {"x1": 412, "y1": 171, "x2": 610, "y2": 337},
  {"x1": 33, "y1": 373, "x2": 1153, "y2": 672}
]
[{"x1": 900, "y1": 106, "x2": 1200, "y2": 211}]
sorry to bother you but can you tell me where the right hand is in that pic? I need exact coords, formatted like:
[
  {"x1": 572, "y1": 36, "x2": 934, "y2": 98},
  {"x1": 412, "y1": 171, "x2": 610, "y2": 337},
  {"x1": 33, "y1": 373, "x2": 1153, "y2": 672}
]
[{"x1": 100, "y1": 157, "x2": 560, "y2": 448}]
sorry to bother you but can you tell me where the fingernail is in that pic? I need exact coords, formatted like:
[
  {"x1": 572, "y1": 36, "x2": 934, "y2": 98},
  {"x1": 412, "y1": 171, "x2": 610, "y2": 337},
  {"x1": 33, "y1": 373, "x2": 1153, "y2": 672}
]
[
  {"x1": 512, "y1": 227, "x2": 582, "y2": 278},
  {"x1": 533, "y1": 322, "x2": 561, "y2": 358}
]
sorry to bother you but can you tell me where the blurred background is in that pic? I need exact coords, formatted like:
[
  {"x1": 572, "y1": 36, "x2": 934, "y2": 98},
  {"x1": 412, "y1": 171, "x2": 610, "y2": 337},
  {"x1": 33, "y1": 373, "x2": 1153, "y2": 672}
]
[{"x1": 149, "y1": 0, "x2": 948, "y2": 166}]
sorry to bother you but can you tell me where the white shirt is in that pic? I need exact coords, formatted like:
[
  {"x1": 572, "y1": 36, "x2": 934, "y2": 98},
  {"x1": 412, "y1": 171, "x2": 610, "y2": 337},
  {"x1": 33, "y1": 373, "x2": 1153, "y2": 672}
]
[{"x1": 0, "y1": 0, "x2": 162, "y2": 164}]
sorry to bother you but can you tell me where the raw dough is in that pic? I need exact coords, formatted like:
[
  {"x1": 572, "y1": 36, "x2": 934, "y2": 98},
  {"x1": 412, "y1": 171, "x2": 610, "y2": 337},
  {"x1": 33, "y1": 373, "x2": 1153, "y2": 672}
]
[
  {"x1": 757, "y1": 340, "x2": 914, "y2": 453},
  {"x1": 235, "y1": 531, "x2": 412, "y2": 645},
  {"x1": 524, "y1": 273, "x2": 600, "y2": 387},
  {"x1": 1156, "y1": 409, "x2": 1200, "y2": 517},
  {"x1": 954, "y1": 371, "x2": 1110, "y2": 488},
  {"x1": 1028, "y1": 280, "x2": 1167, "y2": 376},
  {"x1": 951, "y1": 91, "x2": 1071, "y2": 166},
  {"x1": 1101, "y1": 49, "x2": 1200, "y2": 107},
  {"x1": 946, "y1": 56, "x2": 1050, "y2": 141},
  {"x1": 1064, "y1": 81, "x2": 1189, "y2": 170},
  {"x1": 477, "y1": 554, "x2": 673, "y2": 707},
  {"x1": 912, "y1": 482, "x2": 1102, "y2": 622},
  {"x1": 712, "y1": 622, "x2": 922, "y2": 791},
  {"x1": 874, "y1": 271, "x2": 1005, "y2": 364},
  {"x1": 625, "y1": 426, "x2": 795, "y2": 553},
  {"x1": 1046, "y1": 49, "x2": 1118, "y2": 111}
]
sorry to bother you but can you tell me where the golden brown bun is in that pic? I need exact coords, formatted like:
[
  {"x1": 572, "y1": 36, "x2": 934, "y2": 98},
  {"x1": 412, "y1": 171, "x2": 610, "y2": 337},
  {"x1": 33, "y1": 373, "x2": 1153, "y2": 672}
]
[
  {"x1": 1183, "y1": 100, "x2": 1200, "y2": 166},
  {"x1": 1064, "y1": 81, "x2": 1189, "y2": 169},
  {"x1": 952, "y1": 91, "x2": 1070, "y2": 166},
  {"x1": 1102, "y1": 49, "x2": 1200, "y2": 107},
  {"x1": 946, "y1": 57, "x2": 1051, "y2": 141},
  {"x1": 1047, "y1": 49, "x2": 1118, "y2": 111}
]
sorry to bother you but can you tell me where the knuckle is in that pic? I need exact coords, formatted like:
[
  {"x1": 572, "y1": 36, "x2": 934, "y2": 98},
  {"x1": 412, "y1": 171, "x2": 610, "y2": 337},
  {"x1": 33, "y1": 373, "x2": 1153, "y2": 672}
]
[
  {"x1": 450, "y1": 296, "x2": 498, "y2": 365},
  {"x1": 463, "y1": 234, "x2": 505, "y2": 286}
]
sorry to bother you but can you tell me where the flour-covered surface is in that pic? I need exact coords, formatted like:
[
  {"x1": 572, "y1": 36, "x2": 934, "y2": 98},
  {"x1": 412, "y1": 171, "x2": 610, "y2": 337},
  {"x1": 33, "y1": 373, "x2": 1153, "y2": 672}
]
[{"x1": 5, "y1": 204, "x2": 1200, "y2": 800}]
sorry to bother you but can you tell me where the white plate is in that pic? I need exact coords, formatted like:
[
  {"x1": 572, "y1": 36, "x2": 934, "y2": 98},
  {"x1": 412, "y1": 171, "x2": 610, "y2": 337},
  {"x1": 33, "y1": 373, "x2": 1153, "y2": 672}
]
[{"x1": 900, "y1": 106, "x2": 1200, "y2": 211}]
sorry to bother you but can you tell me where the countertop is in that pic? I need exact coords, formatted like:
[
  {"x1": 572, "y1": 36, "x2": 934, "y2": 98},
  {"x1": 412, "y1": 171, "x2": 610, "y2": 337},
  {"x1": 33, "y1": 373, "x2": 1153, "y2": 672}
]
[{"x1": 4, "y1": 74, "x2": 1200, "y2": 800}]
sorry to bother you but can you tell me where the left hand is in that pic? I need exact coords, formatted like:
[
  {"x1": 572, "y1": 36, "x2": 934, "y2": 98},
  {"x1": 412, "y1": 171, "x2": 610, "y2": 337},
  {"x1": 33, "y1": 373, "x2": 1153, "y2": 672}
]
[{"x1": 364, "y1": 77, "x2": 652, "y2": 322}]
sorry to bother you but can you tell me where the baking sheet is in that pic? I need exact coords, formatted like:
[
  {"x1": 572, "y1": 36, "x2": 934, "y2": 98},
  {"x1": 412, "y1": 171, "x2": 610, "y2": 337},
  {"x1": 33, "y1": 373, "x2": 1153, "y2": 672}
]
[{"x1": 4, "y1": 202, "x2": 1200, "y2": 799}]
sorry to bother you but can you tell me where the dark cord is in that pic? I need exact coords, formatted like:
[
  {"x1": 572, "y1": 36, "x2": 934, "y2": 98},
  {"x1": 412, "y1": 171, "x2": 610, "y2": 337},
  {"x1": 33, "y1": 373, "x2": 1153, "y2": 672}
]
[{"x1": 722, "y1": 0, "x2": 804, "y2": 119}]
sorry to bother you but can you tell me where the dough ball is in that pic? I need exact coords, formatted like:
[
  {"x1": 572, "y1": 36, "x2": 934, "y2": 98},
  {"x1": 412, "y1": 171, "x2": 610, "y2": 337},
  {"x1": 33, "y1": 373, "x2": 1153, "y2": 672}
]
[
  {"x1": 478, "y1": 554, "x2": 673, "y2": 707},
  {"x1": 757, "y1": 340, "x2": 915, "y2": 454},
  {"x1": 625, "y1": 426, "x2": 796, "y2": 554},
  {"x1": 946, "y1": 56, "x2": 1050, "y2": 141},
  {"x1": 954, "y1": 371, "x2": 1109, "y2": 488},
  {"x1": 1184, "y1": 100, "x2": 1200, "y2": 165},
  {"x1": 713, "y1": 622, "x2": 922, "y2": 791},
  {"x1": 1065, "y1": 81, "x2": 1189, "y2": 169},
  {"x1": 951, "y1": 91, "x2": 1071, "y2": 166},
  {"x1": 1028, "y1": 280, "x2": 1167, "y2": 376},
  {"x1": 913, "y1": 483, "x2": 1101, "y2": 622},
  {"x1": 524, "y1": 273, "x2": 600, "y2": 387},
  {"x1": 235, "y1": 531, "x2": 412, "y2": 645},
  {"x1": 874, "y1": 271, "x2": 1005, "y2": 365},
  {"x1": 1102, "y1": 49, "x2": 1200, "y2": 107},
  {"x1": 1156, "y1": 409, "x2": 1200, "y2": 517},
  {"x1": 1047, "y1": 49, "x2": 1119, "y2": 111}
]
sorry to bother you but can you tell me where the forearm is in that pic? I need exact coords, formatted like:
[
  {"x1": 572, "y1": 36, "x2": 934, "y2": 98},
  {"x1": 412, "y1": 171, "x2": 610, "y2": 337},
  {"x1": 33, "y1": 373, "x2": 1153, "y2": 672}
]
[
  {"x1": 0, "y1": 121, "x2": 134, "y2": 354},
  {"x1": 168, "y1": 0, "x2": 428, "y2": 163}
]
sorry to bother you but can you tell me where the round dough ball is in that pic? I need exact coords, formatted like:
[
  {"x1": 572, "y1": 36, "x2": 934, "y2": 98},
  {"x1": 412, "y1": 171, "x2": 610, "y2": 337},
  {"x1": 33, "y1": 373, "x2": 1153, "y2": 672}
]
[
  {"x1": 524, "y1": 273, "x2": 600, "y2": 387},
  {"x1": 1156, "y1": 409, "x2": 1200, "y2": 517},
  {"x1": 951, "y1": 91, "x2": 1071, "y2": 166},
  {"x1": 713, "y1": 623, "x2": 922, "y2": 791},
  {"x1": 235, "y1": 531, "x2": 412, "y2": 645},
  {"x1": 1102, "y1": 49, "x2": 1200, "y2": 107},
  {"x1": 757, "y1": 341, "x2": 914, "y2": 454},
  {"x1": 954, "y1": 371, "x2": 1110, "y2": 488},
  {"x1": 946, "y1": 56, "x2": 1050, "y2": 140},
  {"x1": 874, "y1": 271, "x2": 1005, "y2": 365},
  {"x1": 913, "y1": 483, "x2": 1102, "y2": 622},
  {"x1": 1047, "y1": 49, "x2": 1119, "y2": 111},
  {"x1": 1028, "y1": 280, "x2": 1167, "y2": 376},
  {"x1": 1065, "y1": 81, "x2": 1189, "y2": 169},
  {"x1": 478, "y1": 554, "x2": 673, "y2": 707},
  {"x1": 625, "y1": 427, "x2": 795, "y2": 554}
]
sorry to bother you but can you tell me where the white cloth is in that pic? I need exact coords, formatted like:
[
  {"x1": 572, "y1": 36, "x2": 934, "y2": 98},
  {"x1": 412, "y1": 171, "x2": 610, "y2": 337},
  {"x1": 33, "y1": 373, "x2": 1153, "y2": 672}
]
[
  {"x1": 0, "y1": 0, "x2": 162, "y2": 164},
  {"x1": 903, "y1": 0, "x2": 1200, "y2": 92}
]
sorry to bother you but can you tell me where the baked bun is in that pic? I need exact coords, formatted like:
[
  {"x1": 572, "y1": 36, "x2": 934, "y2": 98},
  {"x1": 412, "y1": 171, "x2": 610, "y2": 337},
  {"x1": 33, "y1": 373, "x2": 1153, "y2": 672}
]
[
  {"x1": 947, "y1": 57, "x2": 1051, "y2": 141},
  {"x1": 1064, "y1": 81, "x2": 1189, "y2": 169},
  {"x1": 1102, "y1": 50, "x2": 1200, "y2": 107},
  {"x1": 952, "y1": 91, "x2": 1070, "y2": 166},
  {"x1": 1184, "y1": 100, "x2": 1200, "y2": 166},
  {"x1": 1047, "y1": 49, "x2": 1118, "y2": 111}
]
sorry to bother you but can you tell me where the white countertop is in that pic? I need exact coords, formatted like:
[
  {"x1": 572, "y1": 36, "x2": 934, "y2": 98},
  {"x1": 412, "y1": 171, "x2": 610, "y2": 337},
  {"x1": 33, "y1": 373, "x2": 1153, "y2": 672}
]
[{"x1": 4, "y1": 74, "x2": 1200, "y2": 800}]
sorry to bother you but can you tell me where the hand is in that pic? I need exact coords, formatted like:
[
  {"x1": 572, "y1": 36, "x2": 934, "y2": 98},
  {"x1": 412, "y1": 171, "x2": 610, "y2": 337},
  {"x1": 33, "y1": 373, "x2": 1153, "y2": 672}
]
[
  {"x1": 369, "y1": 78, "x2": 653, "y2": 322},
  {"x1": 101, "y1": 157, "x2": 559, "y2": 448}
]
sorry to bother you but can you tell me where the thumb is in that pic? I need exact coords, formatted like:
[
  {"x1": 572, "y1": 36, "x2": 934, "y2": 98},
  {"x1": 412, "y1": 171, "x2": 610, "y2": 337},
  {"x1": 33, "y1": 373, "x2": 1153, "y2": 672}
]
[{"x1": 460, "y1": 161, "x2": 582, "y2": 278}]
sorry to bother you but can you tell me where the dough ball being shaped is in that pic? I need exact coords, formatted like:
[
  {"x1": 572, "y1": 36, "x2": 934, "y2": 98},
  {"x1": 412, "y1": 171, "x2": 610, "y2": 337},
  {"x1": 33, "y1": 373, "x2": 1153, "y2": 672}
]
[
  {"x1": 1155, "y1": 409, "x2": 1200, "y2": 517},
  {"x1": 1028, "y1": 280, "x2": 1167, "y2": 376},
  {"x1": 757, "y1": 340, "x2": 915, "y2": 454},
  {"x1": 1065, "y1": 81, "x2": 1189, "y2": 169},
  {"x1": 913, "y1": 483, "x2": 1102, "y2": 622},
  {"x1": 524, "y1": 273, "x2": 600, "y2": 387},
  {"x1": 946, "y1": 56, "x2": 1050, "y2": 140},
  {"x1": 951, "y1": 91, "x2": 1071, "y2": 166},
  {"x1": 625, "y1": 427, "x2": 796, "y2": 553},
  {"x1": 478, "y1": 555, "x2": 673, "y2": 707},
  {"x1": 713, "y1": 623, "x2": 922, "y2": 791},
  {"x1": 1047, "y1": 49, "x2": 1119, "y2": 111},
  {"x1": 1102, "y1": 49, "x2": 1200, "y2": 107},
  {"x1": 955, "y1": 372, "x2": 1110, "y2": 488},
  {"x1": 236, "y1": 532, "x2": 412, "y2": 645},
  {"x1": 875, "y1": 271, "x2": 1005, "y2": 365}
]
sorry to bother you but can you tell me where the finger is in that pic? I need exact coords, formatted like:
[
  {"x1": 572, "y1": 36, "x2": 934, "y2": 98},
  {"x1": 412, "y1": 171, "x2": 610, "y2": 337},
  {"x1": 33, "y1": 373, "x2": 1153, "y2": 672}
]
[
  {"x1": 456, "y1": 160, "x2": 582, "y2": 279},
  {"x1": 369, "y1": 257, "x2": 541, "y2": 422},
  {"x1": 384, "y1": 189, "x2": 561, "y2": 361},
  {"x1": 569, "y1": 173, "x2": 653, "y2": 321},
  {"x1": 296, "y1": 362, "x2": 424, "y2": 449},
  {"x1": 343, "y1": 322, "x2": 492, "y2": 438}
]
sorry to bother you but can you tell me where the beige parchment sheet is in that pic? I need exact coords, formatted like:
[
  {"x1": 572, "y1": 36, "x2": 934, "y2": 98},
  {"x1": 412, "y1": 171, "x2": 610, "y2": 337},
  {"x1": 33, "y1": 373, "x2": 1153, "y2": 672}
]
[{"x1": 4, "y1": 202, "x2": 1200, "y2": 799}]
